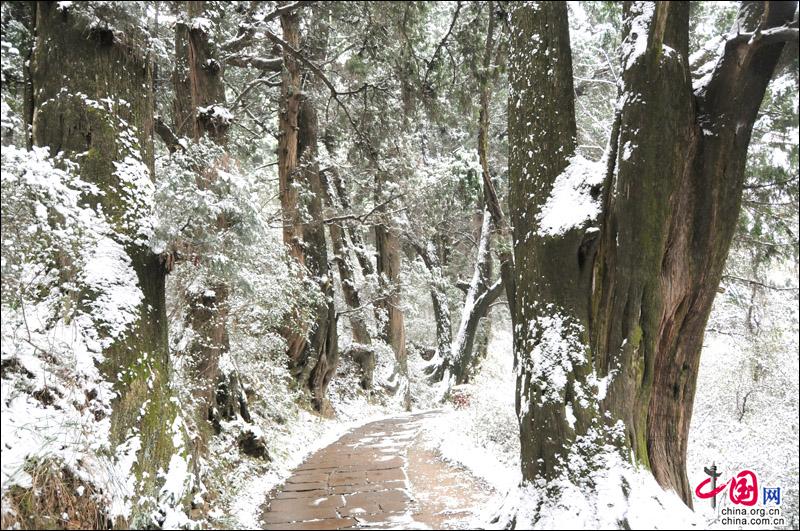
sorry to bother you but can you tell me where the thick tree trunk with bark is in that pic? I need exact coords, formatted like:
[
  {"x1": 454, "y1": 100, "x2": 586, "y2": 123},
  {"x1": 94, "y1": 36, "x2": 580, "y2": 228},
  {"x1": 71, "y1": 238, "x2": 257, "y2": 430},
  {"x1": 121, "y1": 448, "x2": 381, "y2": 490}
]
[
  {"x1": 31, "y1": 3, "x2": 176, "y2": 524},
  {"x1": 172, "y1": 1, "x2": 241, "y2": 430},
  {"x1": 295, "y1": 93, "x2": 340, "y2": 410},
  {"x1": 375, "y1": 170, "x2": 410, "y2": 407},
  {"x1": 320, "y1": 167, "x2": 375, "y2": 389},
  {"x1": 277, "y1": 7, "x2": 309, "y2": 369},
  {"x1": 272, "y1": 7, "x2": 340, "y2": 410},
  {"x1": 509, "y1": 0, "x2": 796, "y2": 514}
]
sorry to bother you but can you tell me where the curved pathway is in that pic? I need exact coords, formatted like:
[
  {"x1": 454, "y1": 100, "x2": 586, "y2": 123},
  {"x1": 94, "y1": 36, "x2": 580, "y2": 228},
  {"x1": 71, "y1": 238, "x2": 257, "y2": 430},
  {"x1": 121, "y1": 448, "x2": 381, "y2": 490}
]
[{"x1": 261, "y1": 411, "x2": 494, "y2": 529}]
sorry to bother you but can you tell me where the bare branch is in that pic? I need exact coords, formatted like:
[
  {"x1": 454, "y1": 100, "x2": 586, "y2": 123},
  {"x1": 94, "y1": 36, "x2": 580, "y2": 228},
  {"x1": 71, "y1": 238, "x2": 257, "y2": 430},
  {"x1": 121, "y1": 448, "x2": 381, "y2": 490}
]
[
  {"x1": 726, "y1": 20, "x2": 799, "y2": 48},
  {"x1": 421, "y1": 1, "x2": 462, "y2": 91},
  {"x1": 722, "y1": 274, "x2": 798, "y2": 292},
  {"x1": 322, "y1": 193, "x2": 406, "y2": 226}
]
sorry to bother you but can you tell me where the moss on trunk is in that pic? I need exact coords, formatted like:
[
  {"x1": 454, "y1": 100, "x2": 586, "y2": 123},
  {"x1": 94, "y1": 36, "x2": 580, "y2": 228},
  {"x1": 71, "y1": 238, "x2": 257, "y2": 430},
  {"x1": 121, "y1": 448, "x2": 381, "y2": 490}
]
[
  {"x1": 31, "y1": 3, "x2": 178, "y2": 525},
  {"x1": 510, "y1": 0, "x2": 796, "y2": 510}
]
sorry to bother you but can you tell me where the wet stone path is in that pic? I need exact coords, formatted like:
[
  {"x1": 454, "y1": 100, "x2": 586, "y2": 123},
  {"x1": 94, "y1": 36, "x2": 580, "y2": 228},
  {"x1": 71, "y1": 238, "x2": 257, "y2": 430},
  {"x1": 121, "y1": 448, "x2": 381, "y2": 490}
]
[{"x1": 261, "y1": 412, "x2": 494, "y2": 529}]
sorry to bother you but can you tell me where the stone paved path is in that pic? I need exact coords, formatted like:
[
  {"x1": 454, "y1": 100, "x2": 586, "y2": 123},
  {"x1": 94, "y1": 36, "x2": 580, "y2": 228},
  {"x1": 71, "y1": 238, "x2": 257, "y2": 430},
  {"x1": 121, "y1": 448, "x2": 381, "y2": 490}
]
[{"x1": 261, "y1": 411, "x2": 494, "y2": 529}]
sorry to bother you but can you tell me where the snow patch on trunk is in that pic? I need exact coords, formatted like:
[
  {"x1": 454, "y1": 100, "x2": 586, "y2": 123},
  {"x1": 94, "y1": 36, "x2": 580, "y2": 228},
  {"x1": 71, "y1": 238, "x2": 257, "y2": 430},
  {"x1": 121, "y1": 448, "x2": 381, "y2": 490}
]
[{"x1": 536, "y1": 154, "x2": 603, "y2": 237}]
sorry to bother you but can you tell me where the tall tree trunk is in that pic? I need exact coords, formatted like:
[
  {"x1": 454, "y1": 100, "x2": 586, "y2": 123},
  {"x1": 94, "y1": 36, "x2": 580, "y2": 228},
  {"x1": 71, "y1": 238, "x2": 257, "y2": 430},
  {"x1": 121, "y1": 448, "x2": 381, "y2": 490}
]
[
  {"x1": 410, "y1": 240, "x2": 453, "y2": 378},
  {"x1": 274, "y1": 6, "x2": 339, "y2": 410},
  {"x1": 424, "y1": 210, "x2": 503, "y2": 386},
  {"x1": 277, "y1": 6, "x2": 309, "y2": 368},
  {"x1": 31, "y1": 3, "x2": 176, "y2": 524},
  {"x1": 428, "y1": 2, "x2": 504, "y2": 388},
  {"x1": 173, "y1": 1, "x2": 240, "y2": 431},
  {"x1": 296, "y1": 93, "x2": 339, "y2": 410},
  {"x1": 509, "y1": 0, "x2": 796, "y2": 516},
  {"x1": 320, "y1": 167, "x2": 375, "y2": 389},
  {"x1": 375, "y1": 176, "x2": 410, "y2": 408}
]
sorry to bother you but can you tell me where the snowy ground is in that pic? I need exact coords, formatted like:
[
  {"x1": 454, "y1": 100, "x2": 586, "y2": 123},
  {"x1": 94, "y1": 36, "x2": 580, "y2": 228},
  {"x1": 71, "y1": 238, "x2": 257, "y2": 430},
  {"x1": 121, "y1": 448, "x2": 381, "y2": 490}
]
[
  {"x1": 413, "y1": 295, "x2": 798, "y2": 530},
  {"x1": 207, "y1": 382, "x2": 401, "y2": 529}
]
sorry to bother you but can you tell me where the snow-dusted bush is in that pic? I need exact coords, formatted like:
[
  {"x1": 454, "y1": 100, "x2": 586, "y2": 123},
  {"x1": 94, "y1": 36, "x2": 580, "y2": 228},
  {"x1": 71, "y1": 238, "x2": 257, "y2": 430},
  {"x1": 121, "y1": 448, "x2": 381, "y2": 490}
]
[{"x1": 0, "y1": 141, "x2": 150, "y2": 526}]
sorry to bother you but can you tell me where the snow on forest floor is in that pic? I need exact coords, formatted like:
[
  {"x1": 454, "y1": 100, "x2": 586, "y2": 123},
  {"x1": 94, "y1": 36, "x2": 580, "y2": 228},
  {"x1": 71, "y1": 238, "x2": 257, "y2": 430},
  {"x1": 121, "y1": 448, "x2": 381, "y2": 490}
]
[
  {"x1": 210, "y1": 392, "x2": 400, "y2": 529},
  {"x1": 415, "y1": 328, "x2": 520, "y2": 496},
  {"x1": 216, "y1": 295, "x2": 798, "y2": 530}
]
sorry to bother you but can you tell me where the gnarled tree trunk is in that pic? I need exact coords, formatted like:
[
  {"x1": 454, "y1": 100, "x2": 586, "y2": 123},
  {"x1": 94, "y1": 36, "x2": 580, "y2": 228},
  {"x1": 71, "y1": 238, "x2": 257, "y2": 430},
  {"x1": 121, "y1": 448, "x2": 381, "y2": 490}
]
[
  {"x1": 277, "y1": 7, "x2": 309, "y2": 369},
  {"x1": 173, "y1": 1, "x2": 242, "y2": 431},
  {"x1": 375, "y1": 171, "x2": 410, "y2": 408},
  {"x1": 296, "y1": 94, "x2": 339, "y2": 410},
  {"x1": 509, "y1": 0, "x2": 797, "y2": 516},
  {"x1": 422, "y1": 210, "x2": 503, "y2": 386},
  {"x1": 275, "y1": 7, "x2": 339, "y2": 410}
]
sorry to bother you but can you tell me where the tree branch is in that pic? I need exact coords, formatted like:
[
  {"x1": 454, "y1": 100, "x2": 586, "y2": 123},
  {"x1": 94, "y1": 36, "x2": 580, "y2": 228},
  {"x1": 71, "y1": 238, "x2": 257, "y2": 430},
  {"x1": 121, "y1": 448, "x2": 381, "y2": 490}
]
[
  {"x1": 264, "y1": 29, "x2": 377, "y2": 160},
  {"x1": 222, "y1": 1, "x2": 315, "y2": 55},
  {"x1": 421, "y1": 1, "x2": 461, "y2": 91},
  {"x1": 154, "y1": 116, "x2": 183, "y2": 153},
  {"x1": 722, "y1": 274, "x2": 798, "y2": 292},
  {"x1": 322, "y1": 193, "x2": 406, "y2": 226},
  {"x1": 225, "y1": 54, "x2": 282, "y2": 71},
  {"x1": 726, "y1": 20, "x2": 799, "y2": 48}
]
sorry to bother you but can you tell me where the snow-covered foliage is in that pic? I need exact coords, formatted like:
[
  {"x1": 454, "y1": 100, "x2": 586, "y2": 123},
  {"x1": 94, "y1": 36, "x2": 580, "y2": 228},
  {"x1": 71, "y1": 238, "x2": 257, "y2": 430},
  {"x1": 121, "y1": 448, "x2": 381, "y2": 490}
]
[
  {"x1": 1, "y1": 1, "x2": 796, "y2": 530},
  {"x1": 0, "y1": 135, "x2": 150, "y2": 525}
]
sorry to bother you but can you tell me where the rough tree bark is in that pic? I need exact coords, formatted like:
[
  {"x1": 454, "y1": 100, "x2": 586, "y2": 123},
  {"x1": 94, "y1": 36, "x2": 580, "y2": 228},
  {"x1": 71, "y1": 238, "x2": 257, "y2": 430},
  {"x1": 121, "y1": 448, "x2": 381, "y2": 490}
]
[
  {"x1": 277, "y1": 6, "x2": 309, "y2": 369},
  {"x1": 296, "y1": 92, "x2": 340, "y2": 411},
  {"x1": 172, "y1": 1, "x2": 245, "y2": 431},
  {"x1": 274, "y1": 6, "x2": 340, "y2": 410},
  {"x1": 31, "y1": 2, "x2": 176, "y2": 524},
  {"x1": 320, "y1": 167, "x2": 376, "y2": 389},
  {"x1": 509, "y1": 0, "x2": 797, "y2": 515},
  {"x1": 375, "y1": 175, "x2": 411, "y2": 409}
]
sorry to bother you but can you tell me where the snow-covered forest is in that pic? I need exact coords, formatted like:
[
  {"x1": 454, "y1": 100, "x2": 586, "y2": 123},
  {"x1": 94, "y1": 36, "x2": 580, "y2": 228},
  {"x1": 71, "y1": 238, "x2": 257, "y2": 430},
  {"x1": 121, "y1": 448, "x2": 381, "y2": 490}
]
[{"x1": 1, "y1": 1, "x2": 798, "y2": 530}]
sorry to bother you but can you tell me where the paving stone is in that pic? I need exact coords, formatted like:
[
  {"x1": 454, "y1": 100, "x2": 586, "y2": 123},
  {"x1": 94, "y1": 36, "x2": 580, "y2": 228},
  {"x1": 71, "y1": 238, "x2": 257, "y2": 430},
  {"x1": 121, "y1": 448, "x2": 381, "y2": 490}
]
[
  {"x1": 268, "y1": 495, "x2": 345, "y2": 512},
  {"x1": 339, "y1": 502, "x2": 381, "y2": 517},
  {"x1": 367, "y1": 467, "x2": 406, "y2": 483},
  {"x1": 274, "y1": 488, "x2": 329, "y2": 499},
  {"x1": 330, "y1": 480, "x2": 406, "y2": 495},
  {"x1": 262, "y1": 517, "x2": 357, "y2": 530},
  {"x1": 286, "y1": 471, "x2": 331, "y2": 484},
  {"x1": 262, "y1": 506, "x2": 338, "y2": 524},
  {"x1": 281, "y1": 481, "x2": 329, "y2": 492},
  {"x1": 329, "y1": 470, "x2": 367, "y2": 487}
]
